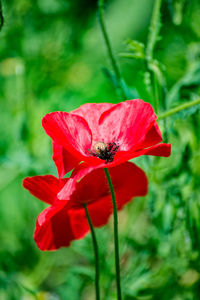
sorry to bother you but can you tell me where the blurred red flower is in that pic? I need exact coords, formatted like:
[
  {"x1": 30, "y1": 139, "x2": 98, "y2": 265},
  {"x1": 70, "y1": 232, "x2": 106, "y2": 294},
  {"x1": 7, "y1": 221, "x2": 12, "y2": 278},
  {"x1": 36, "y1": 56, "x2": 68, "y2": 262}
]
[
  {"x1": 23, "y1": 162, "x2": 147, "y2": 250},
  {"x1": 42, "y1": 99, "x2": 171, "y2": 178}
]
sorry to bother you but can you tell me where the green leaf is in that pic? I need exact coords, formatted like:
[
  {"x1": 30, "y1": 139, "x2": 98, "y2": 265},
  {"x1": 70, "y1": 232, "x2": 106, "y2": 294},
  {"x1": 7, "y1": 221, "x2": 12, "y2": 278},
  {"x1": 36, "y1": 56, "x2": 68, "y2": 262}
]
[
  {"x1": 71, "y1": 266, "x2": 94, "y2": 279},
  {"x1": 120, "y1": 39, "x2": 145, "y2": 60}
]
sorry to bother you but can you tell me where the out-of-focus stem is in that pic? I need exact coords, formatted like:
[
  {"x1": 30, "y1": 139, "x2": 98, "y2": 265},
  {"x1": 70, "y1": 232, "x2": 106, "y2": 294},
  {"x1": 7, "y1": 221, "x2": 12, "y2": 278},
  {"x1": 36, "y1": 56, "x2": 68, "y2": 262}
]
[
  {"x1": 98, "y1": 0, "x2": 126, "y2": 100},
  {"x1": 153, "y1": 71, "x2": 159, "y2": 113},
  {"x1": 158, "y1": 98, "x2": 200, "y2": 120},
  {"x1": 146, "y1": 0, "x2": 162, "y2": 61},
  {"x1": 146, "y1": 0, "x2": 162, "y2": 113}
]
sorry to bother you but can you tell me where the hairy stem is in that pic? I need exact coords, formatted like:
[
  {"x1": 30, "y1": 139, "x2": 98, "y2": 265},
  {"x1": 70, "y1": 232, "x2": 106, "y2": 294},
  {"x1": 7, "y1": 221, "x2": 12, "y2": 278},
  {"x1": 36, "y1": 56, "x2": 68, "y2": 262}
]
[
  {"x1": 153, "y1": 71, "x2": 160, "y2": 113},
  {"x1": 146, "y1": 0, "x2": 162, "y2": 61},
  {"x1": 98, "y1": 0, "x2": 126, "y2": 100},
  {"x1": 158, "y1": 98, "x2": 200, "y2": 120},
  {"x1": 84, "y1": 204, "x2": 100, "y2": 300},
  {"x1": 146, "y1": 0, "x2": 162, "y2": 113},
  {"x1": 104, "y1": 168, "x2": 122, "y2": 300}
]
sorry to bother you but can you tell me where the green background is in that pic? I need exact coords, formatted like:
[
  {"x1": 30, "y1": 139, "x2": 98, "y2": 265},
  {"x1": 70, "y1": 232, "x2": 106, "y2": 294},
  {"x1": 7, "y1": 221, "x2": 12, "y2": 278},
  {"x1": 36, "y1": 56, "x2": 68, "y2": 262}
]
[{"x1": 0, "y1": 0, "x2": 200, "y2": 299}]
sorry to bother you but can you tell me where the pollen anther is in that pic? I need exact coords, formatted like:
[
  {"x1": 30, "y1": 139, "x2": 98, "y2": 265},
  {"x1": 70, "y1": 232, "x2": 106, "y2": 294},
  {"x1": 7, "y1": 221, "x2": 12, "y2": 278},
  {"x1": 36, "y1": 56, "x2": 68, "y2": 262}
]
[
  {"x1": 89, "y1": 141, "x2": 119, "y2": 163},
  {"x1": 94, "y1": 141, "x2": 107, "y2": 154}
]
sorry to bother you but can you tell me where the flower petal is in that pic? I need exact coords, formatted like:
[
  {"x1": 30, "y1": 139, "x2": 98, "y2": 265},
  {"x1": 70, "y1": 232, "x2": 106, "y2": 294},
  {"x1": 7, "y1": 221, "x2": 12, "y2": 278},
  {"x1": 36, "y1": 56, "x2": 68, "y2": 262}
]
[
  {"x1": 52, "y1": 141, "x2": 80, "y2": 178},
  {"x1": 72, "y1": 102, "x2": 114, "y2": 143},
  {"x1": 117, "y1": 143, "x2": 171, "y2": 164},
  {"x1": 34, "y1": 202, "x2": 77, "y2": 250},
  {"x1": 67, "y1": 208, "x2": 90, "y2": 240},
  {"x1": 34, "y1": 203, "x2": 90, "y2": 251},
  {"x1": 99, "y1": 99, "x2": 157, "y2": 151},
  {"x1": 142, "y1": 143, "x2": 171, "y2": 157},
  {"x1": 42, "y1": 112, "x2": 92, "y2": 159},
  {"x1": 111, "y1": 143, "x2": 171, "y2": 166},
  {"x1": 136, "y1": 122, "x2": 162, "y2": 150},
  {"x1": 23, "y1": 175, "x2": 67, "y2": 205}
]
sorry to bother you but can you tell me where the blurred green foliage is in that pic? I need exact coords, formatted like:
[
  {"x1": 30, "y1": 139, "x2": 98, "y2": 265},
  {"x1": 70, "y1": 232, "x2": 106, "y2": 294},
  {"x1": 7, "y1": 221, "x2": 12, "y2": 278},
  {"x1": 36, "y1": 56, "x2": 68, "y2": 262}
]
[{"x1": 0, "y1": 0, "x2": 200, "y2": 299}]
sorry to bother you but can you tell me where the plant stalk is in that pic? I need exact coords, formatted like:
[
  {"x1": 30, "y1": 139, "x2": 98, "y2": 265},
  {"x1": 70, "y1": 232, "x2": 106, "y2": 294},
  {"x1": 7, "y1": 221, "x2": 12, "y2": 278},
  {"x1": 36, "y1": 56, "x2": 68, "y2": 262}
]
[
  {"x1": 104, "y1": 168, "x2": 122, "y2": 300},
  {"x1": 84, "y1": 204, "x2": 100, "y2": 300},
  {"x1": 146, "y1": 0, "x2": 162, "y2": 61},
  {"x1": 98, "y1": 0, "x2": 126, "y2": 100},
  {"x1": 158, "y1": 98, "x2": 200, "y2": 120},
  {"x1": 146, "y1": 0, "x2": 162, "y2": 113}
]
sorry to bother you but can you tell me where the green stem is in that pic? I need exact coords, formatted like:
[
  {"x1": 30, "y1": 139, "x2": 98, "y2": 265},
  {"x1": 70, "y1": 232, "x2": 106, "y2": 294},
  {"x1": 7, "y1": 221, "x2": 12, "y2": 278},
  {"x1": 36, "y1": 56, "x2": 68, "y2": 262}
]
[
  {"x1": 158, "y1": 98, "x2": 200, "y2": 120},
  {"x1": 84, "y1": 204, "x2": 100, "y2": 300},
  {"x1": 98, "y1": 0, "x2": 126, "y2": 100},
  {"x1": 153, "y1": 71, "x2": 159, "y2": 113},
  {"x1": 146, "y1": 0, "x2": 162, "y2": 61},
  {"x1": 146, "y1": 0, "x2": 162, "y2": 112},
  {"x1": 104, "y1": 168, "x2": 122, "y2": 300}
]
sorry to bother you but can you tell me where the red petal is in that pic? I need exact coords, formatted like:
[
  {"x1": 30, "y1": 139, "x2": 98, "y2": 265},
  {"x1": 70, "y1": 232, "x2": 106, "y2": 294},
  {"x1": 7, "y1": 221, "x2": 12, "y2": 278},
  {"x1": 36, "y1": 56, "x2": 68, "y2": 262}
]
[
  {"x1": 34, "y1": 202, "x2": 78, "y2": 250},
  {"x1": 99, "y1": 99, "x2": 157, "y2": 151},
  {"x1": 68, "y1": 208, "x2": 90, "y2": 240},
  {"x1": 23, "y1": 175, "x2": 67, "y2": 205},
  {"x1": 42, "y1": 112, "x2": 92, "y2": 159},
  {"x1": 109, "y1": 143, "x2": 171, "y2": 167},
  {"x1": 72, "y1": 102, "x2": 114, "y2": 143},
  {"x1": 143, "y1": 143, "x2": 171, "y2": 157},
  {"x1": 136, "y1": 122, "x2": 162, "y2": 150},
  {"x1": 52, "y1": 141, "x2": 80, "y2": 178},
  {"x1": 115, "y1": 143, "x2": 171, "y2": 164}
]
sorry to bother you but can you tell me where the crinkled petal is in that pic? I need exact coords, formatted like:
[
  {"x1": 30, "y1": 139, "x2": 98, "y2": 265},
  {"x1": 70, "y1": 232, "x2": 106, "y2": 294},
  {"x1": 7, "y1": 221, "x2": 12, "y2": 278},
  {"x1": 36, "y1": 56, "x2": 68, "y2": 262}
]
[
  {"x1": 52, "y1": 141, "x2": 80, "y2": 178},
  {"x1": 99, "y1": 99, "x2": 157, "y2": 151},
  {"x1": 42, "y1": 112, "x2": 92, "y2": 159},
  {"x1": 23, "y1": 175, "x2": 67, "y2": 205},
  {"x1": 72, "y1": 102, "x2": 114, "y2": 143}
]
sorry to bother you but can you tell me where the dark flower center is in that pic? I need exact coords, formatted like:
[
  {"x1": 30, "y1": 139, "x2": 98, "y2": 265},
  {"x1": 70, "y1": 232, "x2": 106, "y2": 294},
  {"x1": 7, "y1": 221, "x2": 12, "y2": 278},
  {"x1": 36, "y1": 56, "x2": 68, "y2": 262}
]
[{"x1": 89, "y1": 141, "x2": 119, "y2": 163}]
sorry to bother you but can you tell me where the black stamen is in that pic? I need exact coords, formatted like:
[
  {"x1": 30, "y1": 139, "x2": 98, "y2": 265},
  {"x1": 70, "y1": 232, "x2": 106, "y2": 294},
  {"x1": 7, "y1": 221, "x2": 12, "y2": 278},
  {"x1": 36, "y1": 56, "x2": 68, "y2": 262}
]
[{"x1": 89, "y1": 142, "x2": 119, "y2": 163}]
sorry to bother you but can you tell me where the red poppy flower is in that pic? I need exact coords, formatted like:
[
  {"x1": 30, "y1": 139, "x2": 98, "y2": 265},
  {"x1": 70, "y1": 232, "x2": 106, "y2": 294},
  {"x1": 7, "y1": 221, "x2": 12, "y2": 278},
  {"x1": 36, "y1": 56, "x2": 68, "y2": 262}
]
[
  {"x1": 23, "y1": 162, "x2": 147, "y2": 250},
  {"x1": 42, "y1": 99, "x2": 171, "y2": 178}
]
